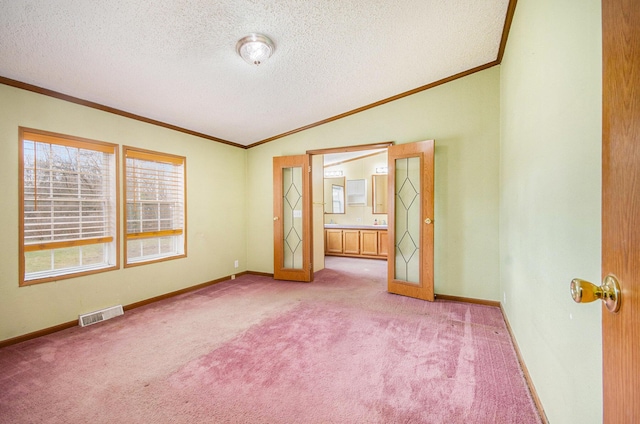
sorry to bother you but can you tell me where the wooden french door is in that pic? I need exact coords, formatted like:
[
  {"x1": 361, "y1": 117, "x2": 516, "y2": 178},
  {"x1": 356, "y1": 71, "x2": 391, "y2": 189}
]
[
  {"x1": 387, "y1": 140, "x2": 435, "y2": 301},
  {"x1": 602, "y1": 0, "x2": 639, "y2": 421},
  {"x1": 273, "y1": 155, "x2": 313, "y2": 282}
]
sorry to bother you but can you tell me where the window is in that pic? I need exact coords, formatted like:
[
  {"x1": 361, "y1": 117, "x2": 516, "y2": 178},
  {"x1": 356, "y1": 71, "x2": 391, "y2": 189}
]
[
  {"x1": 124, "y1": 147, "x2": 186, "y2": 266},
  {"x1": 332, "y1": 185, "x2": 345, "y2": 213},
  {"x1": 19, "y1": 128, "x2": 119, "y2": 285}
]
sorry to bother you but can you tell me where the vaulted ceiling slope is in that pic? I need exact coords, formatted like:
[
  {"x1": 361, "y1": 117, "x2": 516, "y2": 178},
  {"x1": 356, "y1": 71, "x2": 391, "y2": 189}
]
[{"x1": 0, "y1": 0, "x2": 513, "y2": 148}]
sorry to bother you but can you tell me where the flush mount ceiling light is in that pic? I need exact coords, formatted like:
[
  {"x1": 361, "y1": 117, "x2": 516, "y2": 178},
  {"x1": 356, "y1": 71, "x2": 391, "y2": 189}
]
[{"x1": 236, "y1": 33, "x2": 275, "y2": 66}]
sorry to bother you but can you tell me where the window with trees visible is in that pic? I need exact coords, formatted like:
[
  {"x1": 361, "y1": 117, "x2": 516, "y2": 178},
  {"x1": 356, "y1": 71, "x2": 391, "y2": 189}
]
[
  {"x1": 19, "y1": 128, "x2": 119, "y2": 286},
  {"x1": 124, "y1": 147, "x2": 186, "y2": 266}
]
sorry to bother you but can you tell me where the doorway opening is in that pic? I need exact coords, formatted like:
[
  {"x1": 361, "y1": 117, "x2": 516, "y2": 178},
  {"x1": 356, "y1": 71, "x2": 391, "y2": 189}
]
[
  {"x1": 274, "y1": 140, "x2": 434, "y2": 301},
  {"x1": 307, "y1": 142, "x2": 393, "y2": 274}
]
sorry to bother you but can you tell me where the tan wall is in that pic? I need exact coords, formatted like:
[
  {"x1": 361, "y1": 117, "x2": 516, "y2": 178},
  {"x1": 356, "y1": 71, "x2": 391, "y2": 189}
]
[
  {"x1": 500, "y1": 0, "x2": 602, "y2": 422},
  {"x1": 247, "y1": 66, "x2": 501, "y2": 301},
  {"x1": 0, "y1": 84, "x2": 247, "y2": 342}
]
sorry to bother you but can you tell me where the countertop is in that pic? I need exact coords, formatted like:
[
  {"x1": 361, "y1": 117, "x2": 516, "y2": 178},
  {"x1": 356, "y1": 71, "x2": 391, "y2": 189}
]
[{"x1": 324, "y1": 224, "x2": 388, "y2": 230}]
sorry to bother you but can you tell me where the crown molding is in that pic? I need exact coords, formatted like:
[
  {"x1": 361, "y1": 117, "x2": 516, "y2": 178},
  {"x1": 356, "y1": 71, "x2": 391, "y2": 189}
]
[{"x1": 0, "y1": 75, "x2": 243, "y2": 149}]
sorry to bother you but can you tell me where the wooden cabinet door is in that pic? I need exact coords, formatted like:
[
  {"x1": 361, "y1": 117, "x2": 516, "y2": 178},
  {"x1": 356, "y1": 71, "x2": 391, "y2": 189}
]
[
  {"x1": 325, "y1": 229, "x2": 343, "y2": 254},
  {"x1": 378, "y1": 230, "x2": 389, "y2": 257},
  {"x1": 343, "y1": 230, "x2": 360, "y2": 254},
  {"x1": 360, "y1": 230, "x2": 378, "y2": 256}
]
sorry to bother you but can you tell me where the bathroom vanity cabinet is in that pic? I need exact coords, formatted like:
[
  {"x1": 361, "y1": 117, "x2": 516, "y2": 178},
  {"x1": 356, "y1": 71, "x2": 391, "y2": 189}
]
[{"x1": 324, "y1": 226, "x2": 388, "y2": 259}]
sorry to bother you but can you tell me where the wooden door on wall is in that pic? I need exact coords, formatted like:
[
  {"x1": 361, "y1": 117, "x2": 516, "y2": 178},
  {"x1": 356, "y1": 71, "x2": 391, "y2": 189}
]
[
  {"x1": 387, "y1": 140, "x2": 435, "y2": 301},
  {"x1": 273, "y1": 155, "x2": 313, "y2": 282},
  {"x1": 602, "y1": 0, "x2": 639, "y2": 421}
]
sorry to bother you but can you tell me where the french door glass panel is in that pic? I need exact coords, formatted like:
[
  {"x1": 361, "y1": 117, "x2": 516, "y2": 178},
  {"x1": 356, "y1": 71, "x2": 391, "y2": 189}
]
[
  {"x1": 282, "y1": 166, "x2": 304, "y2": 269},
  {"x1": 394, "y1": 156, "x2": 421, "y2": 284}
]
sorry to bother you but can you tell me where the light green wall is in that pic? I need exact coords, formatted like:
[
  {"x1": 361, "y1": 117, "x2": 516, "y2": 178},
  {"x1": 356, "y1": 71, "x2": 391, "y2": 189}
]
[
  {"x1": 0, "y1": 84, "x2": 247, "y2": 341},
  {"x1": 500, "y1": 0, "x2": 602, "y2": 422},
  {"x1": 247, "y1": 67, "x2": 501, "y2": 301}
]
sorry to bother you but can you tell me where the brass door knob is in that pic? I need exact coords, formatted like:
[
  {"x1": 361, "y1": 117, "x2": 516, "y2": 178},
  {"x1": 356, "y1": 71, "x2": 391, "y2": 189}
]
[
  {"x1": 424, "y1": 218, "x2": 432, "y2": 224},
  {"x1": 570, "y1": 274, "x2": 621, "y2": 313}
]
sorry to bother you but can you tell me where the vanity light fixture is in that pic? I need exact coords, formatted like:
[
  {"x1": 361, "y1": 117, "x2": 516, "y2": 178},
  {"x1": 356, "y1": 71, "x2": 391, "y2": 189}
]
[
  {"x1": 324, "y1": 170, "x2": 344, "y2": 178},
  {"x1": 375, "y1": 166, "x2": 388, "y2": 174},
  {"x1": 236, "y1": 33, "x2": 275, "y2": 66}
]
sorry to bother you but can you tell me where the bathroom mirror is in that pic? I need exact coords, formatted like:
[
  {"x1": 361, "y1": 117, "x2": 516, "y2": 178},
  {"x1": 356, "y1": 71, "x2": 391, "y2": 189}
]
[
  {"x1": 324, "y1": 177, "x2": 345, "y2": 214},
  {"x1": 372, "y1": 174, "x2": 388, "y2": 214}
]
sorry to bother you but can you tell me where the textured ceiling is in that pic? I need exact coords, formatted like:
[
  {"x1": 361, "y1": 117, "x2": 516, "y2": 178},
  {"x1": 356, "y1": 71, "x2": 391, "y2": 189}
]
[{"x1": 0, "y1": 0, "x2": 510, "y2": 147}]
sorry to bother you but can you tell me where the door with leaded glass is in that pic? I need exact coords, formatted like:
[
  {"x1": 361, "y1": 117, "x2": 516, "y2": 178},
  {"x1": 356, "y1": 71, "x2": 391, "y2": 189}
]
[
  {"x1": 387, "y1": 140, "x2": 435, "y2": 300},
  {"x1": 272, "y1": 155, "x2": 313, "y2": 282}
]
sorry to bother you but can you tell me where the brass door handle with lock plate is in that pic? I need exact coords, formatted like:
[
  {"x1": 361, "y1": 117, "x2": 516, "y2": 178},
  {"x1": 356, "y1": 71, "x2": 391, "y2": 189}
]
[{"x1": 570, "y1": 274, "x2": 621, "y2": 313}]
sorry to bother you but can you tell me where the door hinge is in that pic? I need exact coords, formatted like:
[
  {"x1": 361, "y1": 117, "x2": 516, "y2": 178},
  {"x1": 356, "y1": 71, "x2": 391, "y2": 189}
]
[{"x1": 308, "y1": 166, "x2": 311, "y2": 172}]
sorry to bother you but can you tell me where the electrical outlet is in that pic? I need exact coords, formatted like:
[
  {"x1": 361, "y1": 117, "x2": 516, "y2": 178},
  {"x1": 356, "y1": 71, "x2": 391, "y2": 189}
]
[
  {"x1": 234, "y1": 260, "x2": 239, "y2": 268},
  {"x1": 503, "y1": 292, "x2": 507, "y2": 305},
  {"x1": 231, "y1": 275, "x2": 235, "y2": 280}
]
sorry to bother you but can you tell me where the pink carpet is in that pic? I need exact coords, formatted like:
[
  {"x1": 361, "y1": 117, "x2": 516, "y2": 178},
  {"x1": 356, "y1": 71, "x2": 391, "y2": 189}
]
[{"x1": 0, "y1": 257, "x2": 541, "y2": 423}]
